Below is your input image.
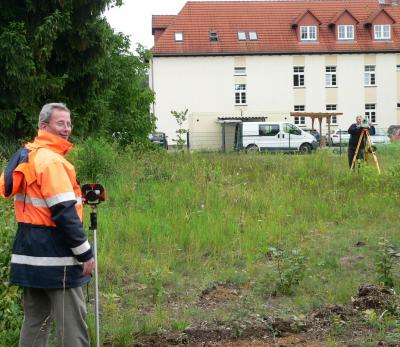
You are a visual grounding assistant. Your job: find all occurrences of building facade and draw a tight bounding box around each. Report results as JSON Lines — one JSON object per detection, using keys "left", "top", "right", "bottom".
{"left": 150, "top": 0, "right": 400, "bottom": 149}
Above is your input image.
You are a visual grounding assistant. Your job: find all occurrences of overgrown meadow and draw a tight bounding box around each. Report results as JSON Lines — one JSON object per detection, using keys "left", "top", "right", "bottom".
{"left": 1, "top": 140, "right": 400, "bottom": 346}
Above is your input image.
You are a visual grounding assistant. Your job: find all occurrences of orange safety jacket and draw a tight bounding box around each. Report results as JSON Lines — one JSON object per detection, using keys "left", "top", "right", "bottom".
{"left": 0, "top": 130, "right": 93, "bottom": 288}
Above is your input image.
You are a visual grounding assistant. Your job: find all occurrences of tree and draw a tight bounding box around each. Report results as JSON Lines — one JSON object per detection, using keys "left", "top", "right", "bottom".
{"left": 171, "top": 109, "right": 188, "bottom": 150}
{"left": 0, "top": 0, "right": 154, "bottom": 143}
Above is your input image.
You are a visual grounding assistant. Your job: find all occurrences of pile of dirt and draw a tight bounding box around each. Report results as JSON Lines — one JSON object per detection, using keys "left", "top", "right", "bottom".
{"left": 351, "top": 284, "right": 396, "bottom": 311}
{"left": 184, "top": 315, "right": 305, "bottom": 343}
{"left": 198, "top": 283, "right": 242, "bottom": 308}
{"left": 307, "top": 304, "right": 353, "bottom": 325}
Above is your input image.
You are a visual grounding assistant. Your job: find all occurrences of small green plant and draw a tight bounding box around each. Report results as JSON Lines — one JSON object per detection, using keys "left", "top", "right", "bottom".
{"left": 170, "top": 319, "right": 189, "bottom": 332}
{"left": 147, "top": 269, "right": 166, "bottom": 304}
{"left": 376, "top": 238, "right": 400, "bottom": 288}
{"left": 171, "top": 109, "right": 188, "bottom": 150}
{"left": 266, "top": 247, "right": 308, "bottom": 296}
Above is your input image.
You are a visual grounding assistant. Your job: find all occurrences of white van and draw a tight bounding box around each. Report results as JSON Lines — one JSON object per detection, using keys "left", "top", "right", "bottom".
{"left": 235, "top": 122, "right": 318, "bottom": 153}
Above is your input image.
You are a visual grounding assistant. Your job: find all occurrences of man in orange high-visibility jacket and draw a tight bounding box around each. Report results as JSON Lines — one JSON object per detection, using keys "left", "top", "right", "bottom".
{"left": 0, "top": 103, "right": 95, "bottom": 346}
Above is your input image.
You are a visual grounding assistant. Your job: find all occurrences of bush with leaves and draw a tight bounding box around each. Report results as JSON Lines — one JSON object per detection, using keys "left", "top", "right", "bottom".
{"left": 0, "top": 196, "right": 22, "bottom": 345}
{"left": 266, "top": 247, "right": 308, "bottom": 296}
{"left": 376, "top": 239, "right": 400, "bottom": 288}
{"left": 69, "top": 137, "right": 120, "bottom": 182}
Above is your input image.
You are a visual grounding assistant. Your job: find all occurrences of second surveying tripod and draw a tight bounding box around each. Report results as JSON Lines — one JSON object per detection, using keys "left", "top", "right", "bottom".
{"left": 350, "top": 129, "right": 381, "bottom": 173}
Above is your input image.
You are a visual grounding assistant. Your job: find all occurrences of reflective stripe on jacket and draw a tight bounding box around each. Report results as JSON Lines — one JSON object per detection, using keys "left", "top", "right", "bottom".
{"left": 0, "top": 130, "right": 93, "bottom": 288}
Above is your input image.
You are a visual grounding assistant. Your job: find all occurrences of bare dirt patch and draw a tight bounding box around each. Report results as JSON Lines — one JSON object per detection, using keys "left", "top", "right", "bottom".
{"left": 130, "top": 284, "right": 399, "bottom": 347}
{"left": 198, "top": 283, "right": 242, "bottom": 309}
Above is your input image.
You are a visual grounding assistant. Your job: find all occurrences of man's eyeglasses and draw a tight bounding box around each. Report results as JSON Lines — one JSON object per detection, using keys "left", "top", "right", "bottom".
{"left": 44, "top": 121, "right": 73, "bottom": 129}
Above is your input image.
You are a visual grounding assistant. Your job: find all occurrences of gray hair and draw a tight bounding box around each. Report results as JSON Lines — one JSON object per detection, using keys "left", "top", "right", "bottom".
{"left": 38, "top": 103, "right": 70, "bottom": 128}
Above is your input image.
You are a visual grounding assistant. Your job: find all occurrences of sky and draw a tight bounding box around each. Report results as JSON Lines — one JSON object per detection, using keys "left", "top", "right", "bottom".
{"left": 104, "top": 0, "right": 255, "bottom": 51}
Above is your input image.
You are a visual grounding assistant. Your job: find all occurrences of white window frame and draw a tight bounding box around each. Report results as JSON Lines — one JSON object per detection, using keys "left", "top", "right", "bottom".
{"left": 235, "top": 84, "right": 247, "bottom": 105}
{"left": 365, "top": 103, "right": 376, "bottom": 123}
{"left": 326, "top": 104, "right": 337, "bottom": 124}
{"left": 374, "top": 24, "right": 391, "bottom": 40}
{"left": 175, "top": 32, "right": 183, "bottom": 41}
{"left": 237, "top": 32, "right": 247, "bottom": 40}
{"left": 294, "top": 105, "right": 306, "bottom": 125}
{"left": 300, "top": 26, "right": 317, "bottom": 41}
{"left": 325, "top": 66, "right": 337, "bottom": 87}
{"left": 249, "top": 32, "right": 258, "bottom": 40}
{"left": 294, "top": 105, "right": 305, "bottom": 112}
{"left": 294, "top": 116, "right": 306, "bottom": 125}
{"left": 338, "top": 25, "right": 354, "bottom": 40}
{"left": 234, "top": 67, "right": 246, "bottom": 76}
{"left": 364, "top": 65, "right": 376, "bottom": 86}
{"left": 293, "top": 66, "right": 305, "bottom": 87}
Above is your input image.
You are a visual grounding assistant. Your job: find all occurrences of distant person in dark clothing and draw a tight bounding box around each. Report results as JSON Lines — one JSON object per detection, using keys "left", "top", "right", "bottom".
{"left": 348, "top": 115, "right": 375, "bottom": 168}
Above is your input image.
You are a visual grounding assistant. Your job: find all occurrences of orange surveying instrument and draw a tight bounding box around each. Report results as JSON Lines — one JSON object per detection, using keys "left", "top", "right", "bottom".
{"left": 350, "top": 128, "right": 381, "bottom": 173}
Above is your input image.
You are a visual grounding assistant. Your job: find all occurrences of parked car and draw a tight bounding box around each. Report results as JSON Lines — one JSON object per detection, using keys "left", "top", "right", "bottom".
{"left": 302, "top": 128, "right": 320, "bottom": 142}
{"left": 330, "top": 129, "right": 350, "bottom": 146}
{"left": 388, "top": 125, "right": 400, "bottom": 142}
{"left": 370, "top": 128, "right": 390, "bottom": 149}
{"left": 235, "top": 122, "right": 318, "bottom": 153}
{"left": 149, "top": 132, "right": 168, "bottom": 149}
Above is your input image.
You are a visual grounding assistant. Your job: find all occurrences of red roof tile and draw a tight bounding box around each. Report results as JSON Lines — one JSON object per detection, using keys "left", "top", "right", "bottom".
{"left": 152, "top": 15, "right": 177, "bottom": 29}
{"left": 329, "top": 9, "right": 359, "bottom": 25}
{"left": 151, "top": 0, "right": 400, "bottom": 56}
{"left": 365, "top": 8, "right": 396, "bottom": 24}
{"left": 292, "top": 9, "right": 322, "bottom": 27}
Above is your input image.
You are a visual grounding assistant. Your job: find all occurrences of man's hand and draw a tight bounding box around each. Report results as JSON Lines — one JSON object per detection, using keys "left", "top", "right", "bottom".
{"left": 82, "top": 257, "right": 95, "bottom": 276}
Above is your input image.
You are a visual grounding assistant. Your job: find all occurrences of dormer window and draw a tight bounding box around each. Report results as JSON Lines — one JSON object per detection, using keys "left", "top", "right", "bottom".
{"left": 175, "top": 32, "right": 183, "bottom": 42}
{"left": 300, "top": 26, "right": 317, "bottom": 41}
{"left": 249, "top": 32, "right": 258, "bottom": 40}
{"left": 338, "top": 25, "right": 354, "bottom": 40}
{"left": 238, "top": 32, "right": 246, "bottom": 40}
{"left": 374, "top": 24, "right": 391, "bottom": 40}
{"left": 209, "top": 32, "right": 219, "bottom": 42}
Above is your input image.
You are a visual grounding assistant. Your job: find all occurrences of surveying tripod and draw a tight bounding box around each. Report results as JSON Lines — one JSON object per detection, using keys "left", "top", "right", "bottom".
{"left": 350, "top": 129, "right": 381, "bottom": 174}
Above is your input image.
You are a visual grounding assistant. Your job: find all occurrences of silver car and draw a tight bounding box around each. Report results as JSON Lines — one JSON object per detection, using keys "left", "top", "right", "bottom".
{"left": 370, "top": 128, "right": 390, "bottom": 147}
{"left": 330, "top": 129, "right": 350, "bottom": 146}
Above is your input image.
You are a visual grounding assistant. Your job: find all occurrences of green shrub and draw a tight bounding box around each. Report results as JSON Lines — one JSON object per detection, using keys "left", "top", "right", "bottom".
{"left": 0, "top": 198, "right": 22, "bottom": 345}
{"left": 69, "top": 137, "right": 120, "bottom": 182}
{"left": 265, "top": 247, "right": 308, "bottom": 296}
{"left": 376, "top": 239, "right": 400, "bottom": 288}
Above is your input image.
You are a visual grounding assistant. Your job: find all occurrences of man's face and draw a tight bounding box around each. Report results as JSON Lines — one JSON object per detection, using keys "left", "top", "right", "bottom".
{"left": 40, "top": 109, "right": 72, "bottom": 140}
{"left": 356, "top": 116, "right": 362, "bottom": 125}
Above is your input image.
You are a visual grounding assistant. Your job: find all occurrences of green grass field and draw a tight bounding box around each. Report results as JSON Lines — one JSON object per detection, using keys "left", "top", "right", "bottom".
{"left": 75, "top": 142, "right": 400, "bottom": 345}
{"left": 2, "top": 142, "right": 400, "bottom": 346}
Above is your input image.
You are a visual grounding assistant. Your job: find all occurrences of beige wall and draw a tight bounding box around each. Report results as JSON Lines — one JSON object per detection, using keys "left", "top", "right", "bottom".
{"left": 150, "top": 53, "right": 399, "bottom": 148}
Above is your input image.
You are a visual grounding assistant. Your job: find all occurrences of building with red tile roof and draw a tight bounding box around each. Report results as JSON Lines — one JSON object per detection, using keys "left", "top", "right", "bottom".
{"left": 150, "top": 0, "right": 400, "bottom": 150}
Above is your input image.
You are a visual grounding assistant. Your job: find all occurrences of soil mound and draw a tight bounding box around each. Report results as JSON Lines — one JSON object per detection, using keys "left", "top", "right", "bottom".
{"left": 352, "top": 284, "right": 395, "bottom": 311}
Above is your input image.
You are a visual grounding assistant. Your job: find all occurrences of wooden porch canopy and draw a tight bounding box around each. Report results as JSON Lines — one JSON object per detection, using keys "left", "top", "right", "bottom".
{"left": 290, "top": 112, "right": 343, "bottom": 146}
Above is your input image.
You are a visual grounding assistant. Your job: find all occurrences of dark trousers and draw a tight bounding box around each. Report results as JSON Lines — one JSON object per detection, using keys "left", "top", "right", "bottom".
{"left": 348, "top": 147, "right": 365, "bottom": 168}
